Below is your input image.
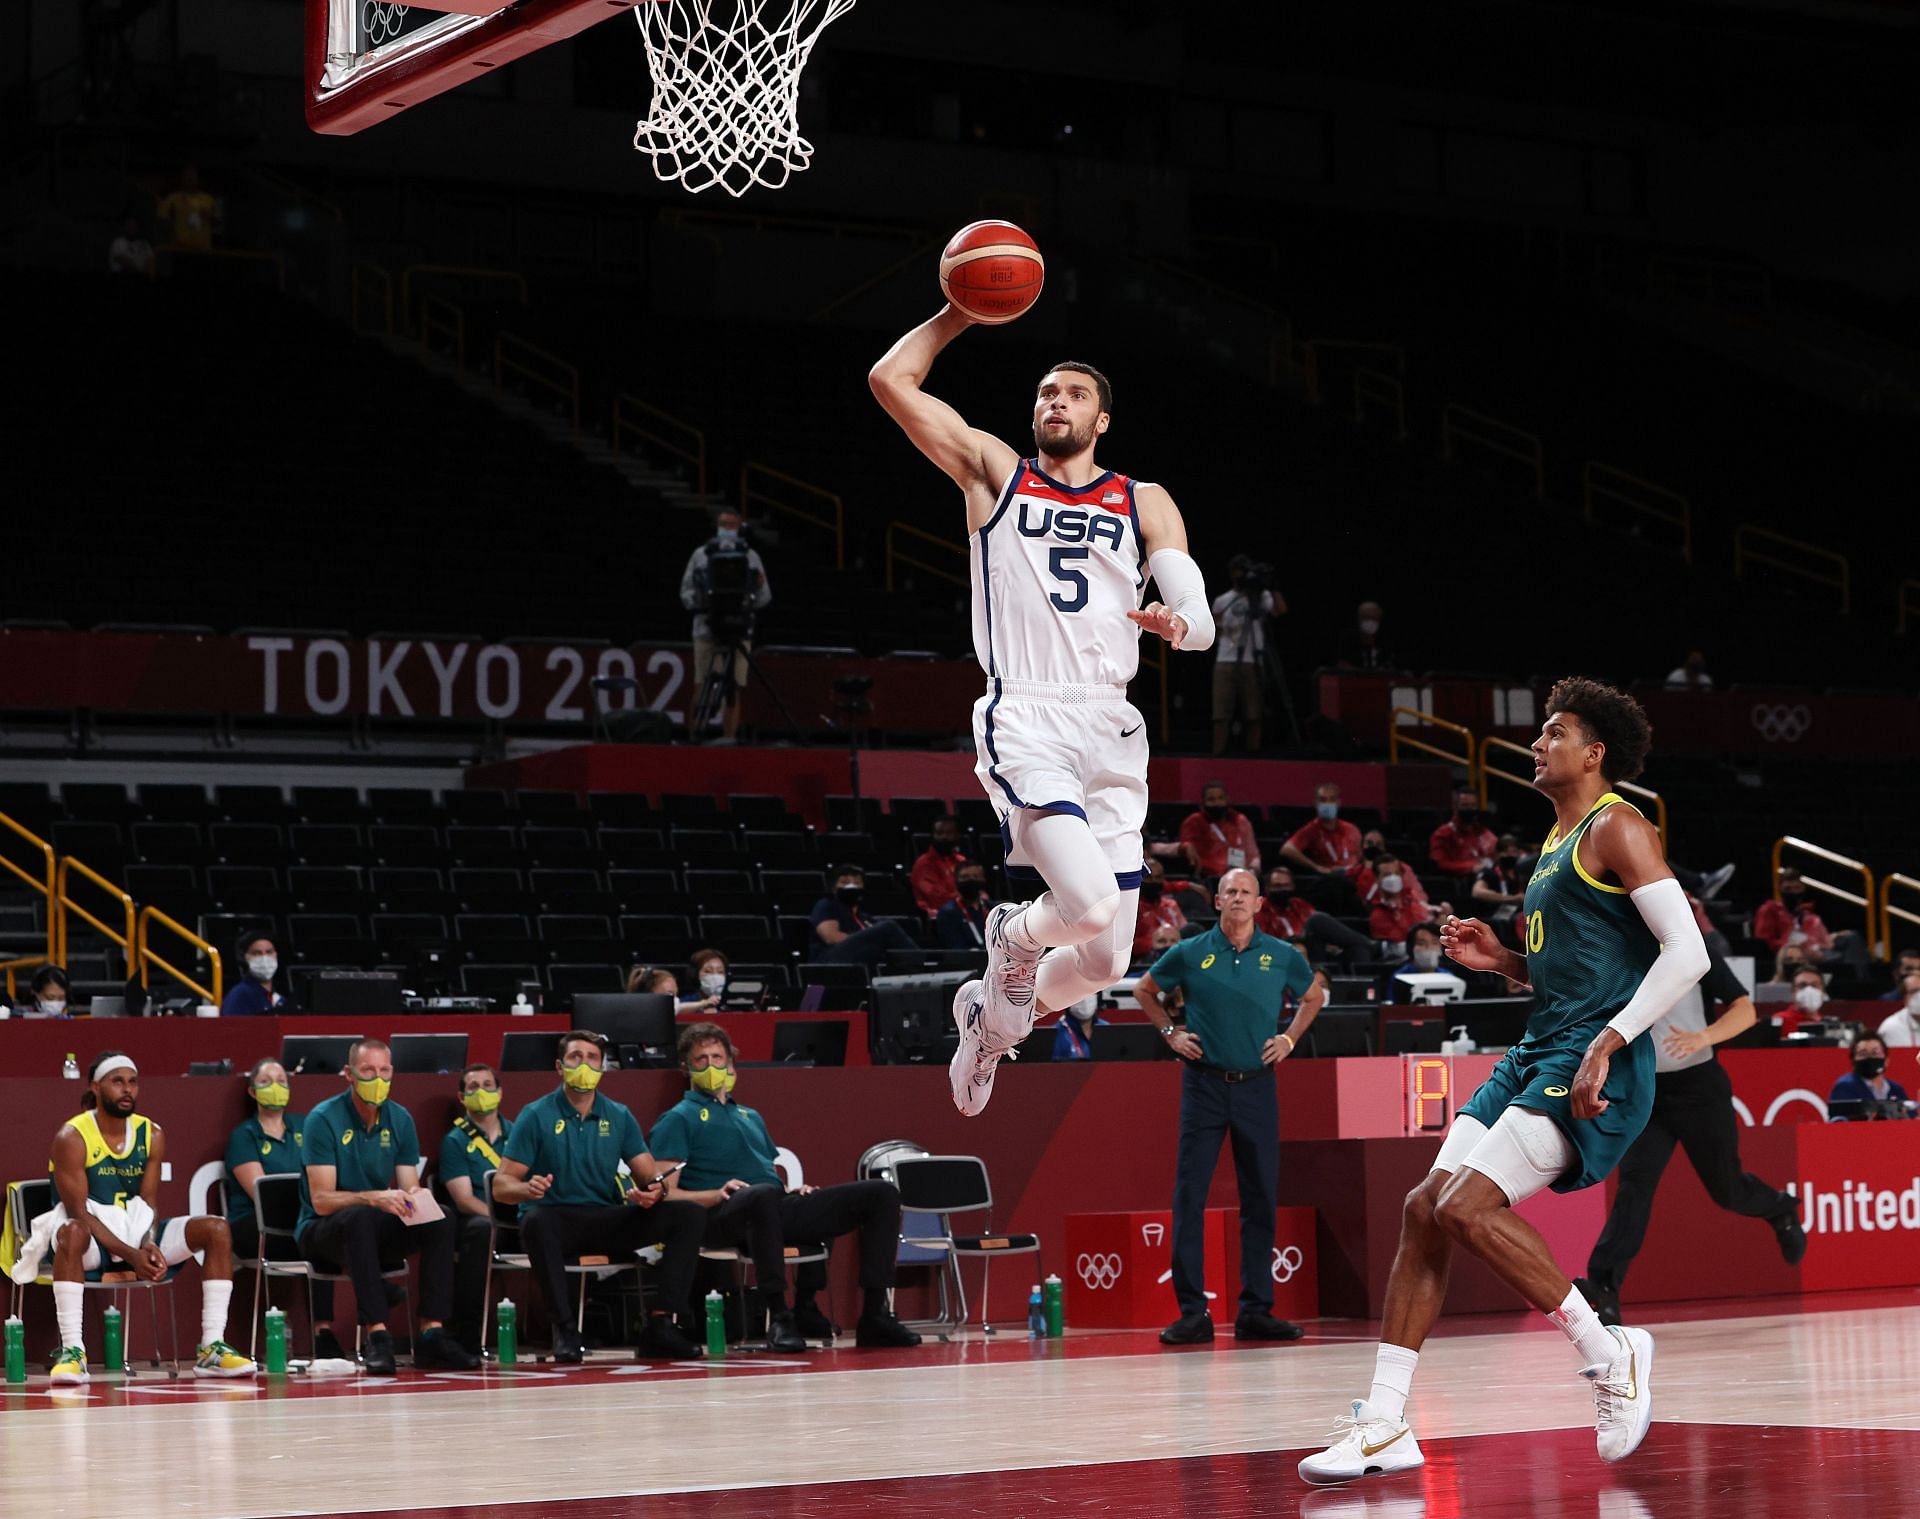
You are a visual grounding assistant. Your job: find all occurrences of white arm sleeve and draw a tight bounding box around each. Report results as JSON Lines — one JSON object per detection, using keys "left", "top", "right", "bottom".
{"left": 1604, "top": 877, "right": 1712, "bottom": 1043}
{"left": 1145, "top": 548, "right": 1215, "bottom": 652}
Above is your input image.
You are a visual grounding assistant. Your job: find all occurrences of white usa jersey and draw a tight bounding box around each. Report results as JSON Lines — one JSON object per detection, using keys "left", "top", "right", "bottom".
{"left": 970, "top": 459, "right": 1147, "bottom": 687}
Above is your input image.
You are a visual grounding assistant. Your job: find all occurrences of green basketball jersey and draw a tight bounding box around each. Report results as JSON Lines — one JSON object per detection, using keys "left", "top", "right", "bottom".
{"left": 1517, "top": 793, "right": 1659, "bottom": 1053}
{"left": 60, "top": 1110, "right": 153, "bottom": 1209}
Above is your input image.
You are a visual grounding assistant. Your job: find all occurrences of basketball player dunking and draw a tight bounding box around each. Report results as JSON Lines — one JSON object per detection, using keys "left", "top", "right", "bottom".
{"left": 871, "top": 305, "right": 1215, "bottom": 1115}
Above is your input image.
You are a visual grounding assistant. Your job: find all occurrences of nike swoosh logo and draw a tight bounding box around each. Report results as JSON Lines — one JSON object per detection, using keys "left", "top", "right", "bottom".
{"left": 1359, "top": 1428, "right": 1408, "bottom": 1458}
{"left": 1121, "top": 724, "right": 1142, "bottom": 737}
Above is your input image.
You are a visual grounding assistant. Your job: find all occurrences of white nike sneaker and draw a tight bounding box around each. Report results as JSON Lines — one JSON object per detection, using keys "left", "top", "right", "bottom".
{"left": 980, "top": 902, "right": 1040, "bottom": 1045}
{"left": 949, "top": 978, "right": 1016, "bottom": 1117}
{"left": 1584, "top": 1324, "right": 1656, "bottom": 1462}
{"left": 1297, "top": 1400, "right": 1424, "bottom": 1486}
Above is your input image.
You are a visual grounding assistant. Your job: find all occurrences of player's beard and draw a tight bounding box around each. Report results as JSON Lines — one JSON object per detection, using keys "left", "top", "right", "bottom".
{"left": 106, "top": 1095, "right": 137, "bottom": 1117}
{"left": 1035, "top": 416, "right": 1093, "bottom": 459}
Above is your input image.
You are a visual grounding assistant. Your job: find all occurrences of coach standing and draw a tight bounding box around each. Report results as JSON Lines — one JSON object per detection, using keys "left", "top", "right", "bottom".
{"left": 1135, "top": 868, "right": 1325, "bottom": 1345}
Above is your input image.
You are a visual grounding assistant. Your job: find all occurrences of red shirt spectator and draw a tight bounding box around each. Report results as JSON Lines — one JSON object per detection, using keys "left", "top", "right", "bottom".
{"left": 1753, "top": 879, "right": 1834, "bottom": 959}
{"left": 1365, "top": 856, "right": 1435, "bottom": 944}
{"left": 1256, "top": 894, "right": 1313, "bottom": 940}
{"left": 1134, "top": 893, "right": 1188, "bottom": 957}
{"left": 1429, "top": 790, "right": 1498, "bottom": 878}
{"left": 1283, "top": 783, "right": 1364, "bottom": 877}
{"left": 909, "top": 818, "right": 967, "bottom": 917}
{"left": 1179, "top": 784, "right": 1260, "bottom": 880}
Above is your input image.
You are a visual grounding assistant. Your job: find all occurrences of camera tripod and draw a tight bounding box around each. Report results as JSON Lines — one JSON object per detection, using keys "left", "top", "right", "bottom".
{"left": 689, "top": 633, "right": 801, "bottom": 741}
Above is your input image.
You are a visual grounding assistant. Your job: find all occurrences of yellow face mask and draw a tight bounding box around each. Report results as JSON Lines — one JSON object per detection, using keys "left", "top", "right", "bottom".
{"left": 253, "top": 1082, "right": 290, "bottom": 1110}
{"left": 463, "top": 1088, "right": 502, "bottom": 1115}
{"left": 562, "top": 1063, "right": 603, "bottom": 1093}
{"left": 690, "top": 1063, "right": 732, "bottom": 1094}
{"left": 351, "top": 1075, "right": 392, "bottom": 1107}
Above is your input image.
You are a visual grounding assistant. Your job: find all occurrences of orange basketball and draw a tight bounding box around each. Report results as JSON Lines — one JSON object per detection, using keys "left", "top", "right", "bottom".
{"left": 939, "top": 220, "right": 1044, "bottom": 325}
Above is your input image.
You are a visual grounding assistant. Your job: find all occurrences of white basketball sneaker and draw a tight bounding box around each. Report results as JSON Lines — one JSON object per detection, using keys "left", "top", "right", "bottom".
{"left": 1584, "top": 1324, "right": 1656, "bottom": 1462}
{"left": 980, "top": 902, "right": 1040, "bottom": 1045}
{"left": 949, "top": 979, "right": 1015, "bottom": 1117}
{"left": 1297, "top": 1400, "right": 1424, "bottom": 1486}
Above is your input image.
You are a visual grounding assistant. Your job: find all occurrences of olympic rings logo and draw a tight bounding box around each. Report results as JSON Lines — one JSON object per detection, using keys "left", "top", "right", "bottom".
{"left": 1751, "top": 704, "right": 1812, "bottom": 744}
{"left": 363, "top": 2, "right": 411, "bottom": 46}
{"left": 1271, "top": 1246, "right": 1304, "bottom": 1284}
{"left": 1076, "top": 1252, "right": 1122, "bottom": 1290}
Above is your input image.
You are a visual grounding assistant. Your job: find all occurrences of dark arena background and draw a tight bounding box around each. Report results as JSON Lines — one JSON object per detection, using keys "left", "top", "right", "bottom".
{"left": 3, "top": 1, "right": 1918, "bottom": 1515}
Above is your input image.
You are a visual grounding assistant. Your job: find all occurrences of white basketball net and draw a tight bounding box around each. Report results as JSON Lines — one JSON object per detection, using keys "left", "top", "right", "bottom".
{"left": 631, "top": 0, "right": 856, "bottom": 198}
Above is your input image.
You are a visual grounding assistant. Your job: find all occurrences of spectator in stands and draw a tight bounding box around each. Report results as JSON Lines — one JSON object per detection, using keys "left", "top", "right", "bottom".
{"left": 1754, "top": 869, "right": 1869, "bottom": 977}
{"left": 910, "top": 816, "right": 969, "bottom": 918}
{"left": 688, "top": 948, "right": 731, "bottom": 1011}
{"left": 156, "top": 164, "right": 219, "bottom": 252}
{"left": 1665, "top": 649, "right": 1713, "bottom": 691}
{"left": 222, "top": 1057, "right": 342, "bottom": 1361}
{"left": 935, "top": 862, "right": 994, "bottom": 950}
{"left": 810, "top": 864, "right": 916, "bottom": 970}
{"left": 437, "top": 1062, "right": 514, "bottom": 1356}
{"left": 1210, "top": 555, "right": 1283, "bottom": 755}
{"left": 649, "top": 1024, "right": 921, "bottom": 1349}
{"left": 1776, "top": 966, "right": 1831, "bottom": 1037}
{"left": 1875, "top": 971, "right": 1920, "bottom": 1047}
{"left": 1386, "top": 923, "right": 1448, "bottom": 1000}
{"left": 1429, "top": 788, "right": 1498, "bottom": 879}
{"left": 1826, "top": 1035, "right": 1911, "bottom": 1118}
{"left": 108, "top": 213, "right": 154, "bottom": 278}
{"left": 13, "top": 966, "right": 71, "bottom": 1018}
{"left": 1178, "top": 782, "right": 1260, "bottom": 883}
{"left": 1364, "top": 853, "right": 1445, "bottom": 957}
{"left": 296, "top": 1037, "right": 480, "bottom": 1375}
{"left": 1257, "top": 865, "right": 1371, "bottom": 967}
{"left": 1134, "top": 858, "right": 1189, "bottom": 959}
{"left": 1334, "top": 599, "right": 1394, "bottom": 672}
{"left": 1279, "top": 781, "right": 1366, "bottom": 914}
{"left": 492, "top": 1031, "right": 705, "bottom": 1362}
{"left": 1471, "top": 834, "right": 1529, "bottom": 942}
{"left": 680, "top": 508, "right": 772, "bottom": 743}
{"left": 1052, "top": 997, "right": 1105, "bottom": 1059}
{"left": 220, "top": 931, "right": 291, "bottom": 1016}
{"left": 1880, "top": 949, "right": 1920, "bottom": 1001}
{"left": 626, "top": 965, "right": 712, "bottom": 1012}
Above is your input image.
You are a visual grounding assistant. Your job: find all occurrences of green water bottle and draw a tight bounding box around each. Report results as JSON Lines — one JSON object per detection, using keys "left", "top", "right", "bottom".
{"left": 4, "top": 1315, "right": 24, "bottom": 1384}
{"left": 495, "top": 1297, "right": 517, "bottom": 1365}
{"left": 102, "top": 1305, "right": 123, "bottom": 1373}
{"left": 264, "top": 1307, "right": 287, "bottom": 1374}
{"left": 1043, "top": 1274, "right": 1064, "bottom": 1338}
{"left": 704, "top": 1290, "right": 726, "bottom": 1359}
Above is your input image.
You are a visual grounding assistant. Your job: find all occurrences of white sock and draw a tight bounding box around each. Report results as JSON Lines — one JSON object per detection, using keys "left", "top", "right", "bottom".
{"left": 53, "top": 1280, "right": 85, "bottom": 1351}
{"left": 1549, "top": 1284, "right": 1618, "bottom": 1368}
{"left": 1367, "top": 1343, "right": 1420, "bottom": 1422}
{"left": 200, "top": 1279, "right": 233, "bottom": 1348}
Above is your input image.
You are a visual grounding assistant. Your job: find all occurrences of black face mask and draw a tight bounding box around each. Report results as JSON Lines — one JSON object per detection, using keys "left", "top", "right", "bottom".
{"left": 1140, "top": 880, "right": 1165, "bottom": 903}
{"left": 1855, "top": 1057, "right": 1887, "bottom": 1081}
{"left": 1456, "top": 810, "right": 1480, "bottom": 828}
{"left": 836, "top": 885, "right": 863, "bottom": 904}
{"left": 1362, "top": 843, "right": 1382, "bottom": 861}
{"left": 1266, "top": 889, "right": 1292, "bottom": 907}
{"left": 958, "top": 880, "right": 988, "bottom": 900}
{"left": 1203, "top": 803, "right": 1228, "bottom": 820}
{"left": 932, "top": 837, "right": 958, "bottom": 854}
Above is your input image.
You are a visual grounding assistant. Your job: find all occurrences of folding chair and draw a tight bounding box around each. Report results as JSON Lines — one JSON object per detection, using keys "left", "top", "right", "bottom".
{"left": 695, "top": 1147, "right": 828, "bottom": 1343}
{"left": 479, "top": 1170, "right": 648, "bottom": 1356}
{"left": 6, "top": 1177, "right": 182, "bottom": 1373}
{"left": 248, "top": 1172, "right": 411, "bottom": 1363}
{"left": 889, "top": 1156, "right": 1040, "bottom": 1336}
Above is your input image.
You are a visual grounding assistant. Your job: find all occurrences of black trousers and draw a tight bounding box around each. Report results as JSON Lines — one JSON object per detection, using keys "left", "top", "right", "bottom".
{"left": 1171, "top": 1064, "right": 1278, "bottom": 1318}
{"left": 1587, "top": 1058, "right": 1794, "bottom": 1288}
{"left": 701, "top": 1180, "right": 902, "bottom": 1307}
{"left": 300, "top": 1207, "right": 463, "bottom": 1328}
{"left": 818, "top": 920, "right": 917, "bottom": 969}
{"left": 233, "top": 1215, "right": 336, "bottom": 1321}
{"left": 518, "top": 1201, "right": 705, "bottom": 1327}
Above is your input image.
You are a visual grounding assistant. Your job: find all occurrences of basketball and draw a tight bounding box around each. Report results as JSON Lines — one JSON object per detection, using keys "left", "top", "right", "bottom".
{"left": 938, "top": 220, "right": 1045, "bottom": 325}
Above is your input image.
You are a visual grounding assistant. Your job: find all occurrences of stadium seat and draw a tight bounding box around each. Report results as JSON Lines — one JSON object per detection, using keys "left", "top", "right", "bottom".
{"left": 137, "top": 783, "right": 215, "bottom": 823}
{"left": 517, "top": 791, "right": 588, "bottom": 824}
{"left": 523, "top": 827, "right": 598, "bottom": 868}
{"left": 586, "top": 793, "right": 657, "bottom": 827}
{"left": 743, "top": 831, "right": 817, "bottom": 867}
{"left": 443, "top": 791, "right": 512, "bottom": 824}
{"left": 450, "top": 868, "right": 531, "bottom": 913}
{"left": 367, "top": 787, "right": 440, "bottom": 823}
{"left": 545, "top": 962, "right": 625, "bottom": 1009}
{"left": 289, "top": 824, "right": 365, "bottom": 865}
{"left": 291, "top": 786, "right": 367, "bottom": 822}
{"left": 446, "top": 826, "right": 520, "bottom": 867}
{"left": 61, "top": 783, "right": 140, "bottom": 824}
{"left": 216, "top": 785, "right": 293, "bottom": 823}
{"left": 130, "top": 821, "right": 209, "bottom": 868}
{"left": 209, "top": 822, "right": 288, "bottom": 866}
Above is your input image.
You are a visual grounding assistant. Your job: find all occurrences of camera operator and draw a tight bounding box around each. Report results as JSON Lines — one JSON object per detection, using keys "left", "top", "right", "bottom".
{"left": 680, "top": 509, "right": 772, "bottom": 742}
{"left": 1210, "top": 555, "right": 1284, "bottom": 755}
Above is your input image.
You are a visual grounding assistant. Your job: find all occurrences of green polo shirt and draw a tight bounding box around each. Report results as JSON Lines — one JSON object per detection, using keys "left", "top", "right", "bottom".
{"left": 501, "top": 1087, "right": 648, "bottom": 1210}
{"left": 1148, "top": 924, "right": 1314, "bottom": 1073}
{"left": 222, "top": 1109, "right": 308, "bottom": 1228}
{"left": 437, "top": 1114, "right": 515, "bottom": 1200}
{"left": 296, "top": 1089, "right": 421, "bottom": 1241}
{"left": 648, "top": 1090, "right": 782, "bottom": 1191}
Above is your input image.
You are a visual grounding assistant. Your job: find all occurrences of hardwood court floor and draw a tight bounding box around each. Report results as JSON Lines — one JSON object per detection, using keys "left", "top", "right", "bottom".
{"left": 5, "top": 1291, "right": 1918, "bottom": 1519}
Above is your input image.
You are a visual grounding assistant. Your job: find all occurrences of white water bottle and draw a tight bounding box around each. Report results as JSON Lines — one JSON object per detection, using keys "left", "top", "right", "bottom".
{"left": 510, "top": 992, "right": 534, "bottom": 1016}
{"left": 62, "top": 1052, "right": 80, "bottom": 1080}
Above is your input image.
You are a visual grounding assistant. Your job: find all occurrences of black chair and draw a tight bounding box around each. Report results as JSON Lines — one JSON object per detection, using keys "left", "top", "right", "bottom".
{"left": 546, "top": 962, "right": 625, "bottom": 1009}
{"left": 443, "top": 791, "right": 512, "bottom": 824}
{"left": 447, "top": 826, "right": 521, "bottom": 867}
{"left": 587, "top": 793, "right": 657, "bottom": 828}
{"left": 217, "top": 785, "right": 293, "bottom": 823}
{"left": 451, "top": 868, "right": 531, "bottom": 913}
{"left": 249, "top": 1172, "right": 409, "bottom": 1364}
{"left": 743, "top": 831, "right": 818, "bottom": 868}
{"left": 478, "top": 1169, "right": 646, "bottom": 1354}
{"left": 129, "top": 822, "right": 208, "bottom": 867}
{"left": 517, "top": 791, "right": 588, "bottom": 824}
{"left": 208, "top": 822, "right": 288, "bottom": 865}
{"left": 367, "top": 787, "right": 440, "bottom": 824}
{"left": 798, "top": 963, "right": 870, "bottom": 1010}
{"left": 367, "top": 825, "right": 444, "bottom": 867}
{"left": 290, "top": 824, "right": 365, "bottom": 865}
{"left": 889, "top": 1156, "right": 1041, "bottom": 1335}
{"left": 524, "top": 827, "right": 598, "bottom": 868}
{"left": 61, "top": 783, "right": 140, "bottom": 823}
{"left": 291, "top": 786, "right": 368, "bottom": 823}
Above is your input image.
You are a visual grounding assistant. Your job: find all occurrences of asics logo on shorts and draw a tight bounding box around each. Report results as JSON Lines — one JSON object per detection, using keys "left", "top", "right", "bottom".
{"left": 1076, "top": 1252, "right": 1123, "bottom": 1290}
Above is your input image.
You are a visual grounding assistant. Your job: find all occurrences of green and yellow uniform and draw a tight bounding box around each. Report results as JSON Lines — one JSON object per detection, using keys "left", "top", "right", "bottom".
{"left": 648, "top": 1092, "right": 781, "bottom": 1191}
{"left": 501, "top": 1088, "right": 647, "bottom": 1212}
{"left": 222, "top": 1112, "right": 307, "bottom": 1229}
{"left": 438, "top": 1115, "right": 514, "bottom": 1199}
{"left": 1458, "top": 793, "right": 1660, "bottom": 1191}
{"left": 63, "top": 1110, "right": 153, "bottom": 1209}
{"left": 295, "top": 1089, "right": 420, "bottom": 1242}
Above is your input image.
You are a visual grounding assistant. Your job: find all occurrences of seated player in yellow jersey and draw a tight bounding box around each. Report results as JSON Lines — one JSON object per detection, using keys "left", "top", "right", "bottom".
{"left": 23, "top": 1052, "right": 255, "bottom": 1383}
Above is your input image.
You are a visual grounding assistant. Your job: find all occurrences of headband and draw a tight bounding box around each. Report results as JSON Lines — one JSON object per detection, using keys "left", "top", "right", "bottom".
{"left": 92, "top": 1055, "right": 138, "bottom": 1082}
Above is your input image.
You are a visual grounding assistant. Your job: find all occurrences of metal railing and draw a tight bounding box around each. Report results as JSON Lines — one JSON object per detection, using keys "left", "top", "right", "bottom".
{"left": 1300, "top": 340, "right": 1405, "bottom": 407}
{"left": 613, "top": 393, "right": 708, "bottom": 494}
{"left": 400, "top": 264, "right": 528, "bottom": 327}
{"left": 884, "top": 521, "right": 968, "bottom": 593}
{"left": 0, "top": 811, "right": 57, "bottom": 966}
{"left": 741, "top": 463, "right": 844, "bottom": 569}
{"left": 1771, "top": 837, "right": 1876, "bottom": 943}
{"left": 55, "top": 856, "right": 135, "bottom": 969}
{"left": 420, "top": 294, "right": 466, "bottom": 373}
{"left": 1388, "top": 706, "right": 1476, "bottom": 777}
{"left": 351, "top": 262, "right": 393, "bottom": 338}
{"left": 1583, "top": 462, "right": 1692, "bottom": 565}
{"left": 0, "top": 957, "right": 49, "bottom": 1002}
{"left": 1478, "top": 736, "right": 1668, "bottom": 852}
{"left": 495, "top": 333, "right": 580, "bottom": 436}
{"left": 1441, "top": 404, "right": 1543, "bottom": 501}
{"left": 138, "top": 906, "right": 223, "bottom": 1005}
{"left": 1733, "top": 524, "right": 1850, "bottom": 614}
{"left": 1879, "top": 873, "right": 1920, "bottom": 962}
{"left": 1352, "top": 366, "right": 1407, "bottom": 441}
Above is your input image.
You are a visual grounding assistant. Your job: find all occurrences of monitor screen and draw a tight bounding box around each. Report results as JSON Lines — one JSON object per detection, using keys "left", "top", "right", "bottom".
{"left": 770, "top": 1019, "right": 849, "bottom": 1067}
{"left": 280, "top": 1034, "right": 361, "bottom": 1076}
{"left": 389, "top": 1032, "right": 470, "bottom": 1075}
{"left": 571, "top": 992, "right": 676, "bottom": 1063}
{"left": 499, "top": 1031, "right": 561, "bottom": 1072}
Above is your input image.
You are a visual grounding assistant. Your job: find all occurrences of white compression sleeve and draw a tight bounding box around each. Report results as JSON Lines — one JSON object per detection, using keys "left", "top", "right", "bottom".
{"left": 1604, "top": 877, "right": 1711, "bottom": 1043}
{"left": 1145, "top": 549, "right": 1215, "bottom": 652}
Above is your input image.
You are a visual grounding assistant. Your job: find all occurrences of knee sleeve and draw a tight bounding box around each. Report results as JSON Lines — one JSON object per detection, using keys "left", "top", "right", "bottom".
{"left": 1012, "top": 810, "right": 1117, "bottom": 929}
{"left": 1036, "top": 889, "right": 1138, "bottom": 1011}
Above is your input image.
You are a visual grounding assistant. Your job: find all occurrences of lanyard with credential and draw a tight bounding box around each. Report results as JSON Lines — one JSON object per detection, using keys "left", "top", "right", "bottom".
{"left": 461, "top": 1120, "right": 504, "bottom": 1172}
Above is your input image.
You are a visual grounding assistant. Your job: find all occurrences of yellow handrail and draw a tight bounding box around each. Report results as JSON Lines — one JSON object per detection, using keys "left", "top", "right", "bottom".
{"left": 613, "top": 393, "right": 708, "bottom": 494}
{"left": 1441, "top": 404, "right": 1543, "bottom": 501}
{"left": 0, "top": 956, "right": 50, "bottom": 1003}
{"left": 495, "top": 333, "right": 580, "bottom": 436}
{"left": 137, "top": 906, "right": 223, "bottom": 1005}
{"left": 883, "top": 521, "right": 968, "bottom": 593}
{"left": 1479, "top": 735, "right": 1668, "bottom": 851}
{"left": 1352, "top": 367, "right": 1407, "bottom": 441}
{"left": 1771, "top": 836, "right": 1876, "bottom": 942}
{"left": 1878, "top": 873, "right": 1920, "bottom": 962}
{"left": 1897, "top": 579, "right": 1920, "bottom": 635}
{"left": 740, "top": 463, "right": 844, "bottom": 570}
{"left": 0, "top": 811, "right": 57, "bottom": 965}
{"left": 351, "top": 262, "right": 393, "bottom": 338}
{"left": 1734, "top": 524, "right": 1850, "bottom": 614}
{"left": 1583, "top": 462, "right": 1692, "bottom": 565}
{"left": 1616, "top": 781, "right": 1669, "bottom": 855}
{"left": 55, "top": 855, "right": 135, "bottom": 968}
{"left": 420, "top": 294, "right": 466, "bottom": 373}
{"left": 1388, "top": 706, "right": 1476, "bottom": 777}
{"left": 400, "top": 264, "right": 528, "bottom": 325}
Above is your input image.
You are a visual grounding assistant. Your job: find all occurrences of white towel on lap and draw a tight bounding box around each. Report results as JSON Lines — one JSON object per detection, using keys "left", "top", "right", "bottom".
{"left": 7, "top": 1197, "right": 157, "bottom": 1284}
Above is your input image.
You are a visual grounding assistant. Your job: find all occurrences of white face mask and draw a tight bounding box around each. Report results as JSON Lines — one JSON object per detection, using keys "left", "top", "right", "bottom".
{"left": 1070, "top": 997, "right": 1098, "bottom": 1023}
{"left": 699, "top": 973, "right": 727, "bottom": 997}
{"left": 248, "top": 955, "right": 278, "bottom": 981}
{"left": 1412, "top": 947, "right": 1441, "bottom": 971}
{"left": 1906, "top": 991, "right": 1920, "bottom": 1015}
{"left": 1378, "top": 873, "right": 1404, "bottom": 896}
{"left": 1793, "top": 985, "right": 1826, "bottom": 1013}
{"left": 37, "top": 999, "right": 66, "bottom": 1015}
{"left": 1359, "top": 619, "right": 1381, "bottom": 636}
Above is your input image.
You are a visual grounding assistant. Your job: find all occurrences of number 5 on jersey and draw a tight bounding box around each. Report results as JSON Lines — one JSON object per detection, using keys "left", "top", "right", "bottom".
{"left": 1048, "top": 547, "right": 1089, "bottom": 612}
